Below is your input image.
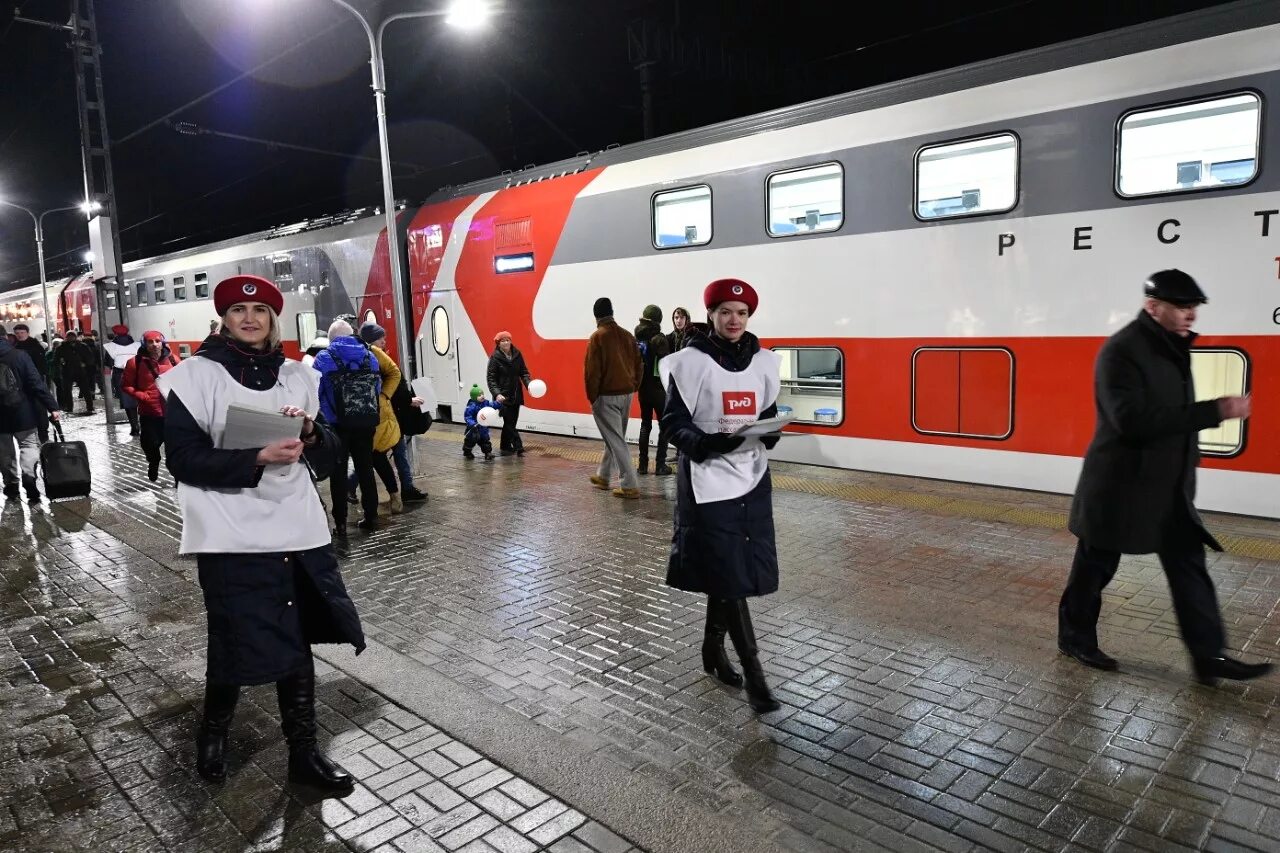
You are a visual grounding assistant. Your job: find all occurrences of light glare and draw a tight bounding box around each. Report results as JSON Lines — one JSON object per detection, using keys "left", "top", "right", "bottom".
{"left": 445, "top": 0, "right": 490, "bottom": 30}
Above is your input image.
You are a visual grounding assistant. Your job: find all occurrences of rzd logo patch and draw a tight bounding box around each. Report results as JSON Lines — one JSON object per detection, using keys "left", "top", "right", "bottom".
{"left": 722, "top": 391, "right": 757, "bottom": 415}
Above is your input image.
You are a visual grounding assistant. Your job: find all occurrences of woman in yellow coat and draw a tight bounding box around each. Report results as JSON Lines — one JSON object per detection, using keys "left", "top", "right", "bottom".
{"left": 345, "top": 323, "right": 403, "bottom": 511}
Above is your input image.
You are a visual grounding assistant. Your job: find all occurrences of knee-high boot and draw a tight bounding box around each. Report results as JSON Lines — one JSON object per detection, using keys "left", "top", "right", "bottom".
{"left": 702, "top": 597, "right": 743, "bottom": 687}
{"left": 125, "top": 407, "right": 139, "bottom": 436}
{"left": 196, "top": 682, "right": 240, "bottom": 782}
{"left": 724, "top": 599, "right": 781, "bottom": 713}
{"left": 276, "top": 658, "right": 354, "bottom": 792}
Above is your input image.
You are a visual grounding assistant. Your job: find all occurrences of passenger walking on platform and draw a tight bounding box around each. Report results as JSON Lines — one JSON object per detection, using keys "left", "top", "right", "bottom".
{"left": 634, "top": 305, "right": 672, "bottom": 476}
{"left": 0, "top": 325, "right": 62, "bottom": 502}
{"left": 486, "top": 330, "right": 532, "bottom": 456}
{"left": 313, "top": 319, "right": 385, "bottom": 535}
{"left": 104, "top": 324, "right": 140, "bottom": 436}
{"left": 661, "top": 279, "right": 783, "bottom": 713}
{"left": 667, "top": 306, "right": 692, "bottom": 353}
{"left": 584, "top": 297, "right": 643, "bottom": 498}
{"left": 11, "top": 323, "right": 51, "bottom": 443}
{"left": 156, "top": 275, "right": 364, "bottom": 793}
{"left": 122, "top": 331, "right": 180, "bottom": 482}
{"left": 462, "top": 384, "right": 498, "bottom": 460}
{"left": 53, "top": 330, "right": 96, "bottom": 414}
{"left": 388, "top": 379, "right": 431, "bottom": 501}
{"left": 1058, "top": 269, "right": 1272, "bottom": 685}
{"left": 351, "top": 323, "right": 429, "bottom": 501}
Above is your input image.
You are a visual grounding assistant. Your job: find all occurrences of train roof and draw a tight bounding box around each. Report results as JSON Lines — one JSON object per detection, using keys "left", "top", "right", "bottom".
{"left": 424, "top": 0, "right": 1280, "bottom": 202}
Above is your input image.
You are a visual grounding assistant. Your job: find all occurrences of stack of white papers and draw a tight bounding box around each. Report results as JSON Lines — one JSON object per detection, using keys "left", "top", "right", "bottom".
{"left": 221, "top": 403, "right": 303, "bottom": 450}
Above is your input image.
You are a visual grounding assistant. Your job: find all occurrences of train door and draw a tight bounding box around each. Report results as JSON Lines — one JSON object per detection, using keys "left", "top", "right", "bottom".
{"left": 418, "top": 290, "right": 464, "bottom": 422}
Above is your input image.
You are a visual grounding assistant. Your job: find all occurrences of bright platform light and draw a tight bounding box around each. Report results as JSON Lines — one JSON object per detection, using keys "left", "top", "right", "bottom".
{"left": 445, "top": 0, "right": 491, "bottom": 30}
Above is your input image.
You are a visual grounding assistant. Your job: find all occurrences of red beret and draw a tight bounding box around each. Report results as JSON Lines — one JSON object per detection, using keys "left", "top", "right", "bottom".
{"left": 111, "top": 324, "right": 129, "bottom": 336}
{"left": 494, "top": 330, "right": 512, "bottom": 344}
{"left": 213, "top": 275, "right": 283, "bottom": 316}
{"left": 703, "top": 278, "right": 758, "bottom": 315}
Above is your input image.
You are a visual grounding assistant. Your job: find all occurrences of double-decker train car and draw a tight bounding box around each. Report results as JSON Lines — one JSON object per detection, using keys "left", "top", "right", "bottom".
{"left": 104, "top": 0, "right": 1279, "bottom": 518}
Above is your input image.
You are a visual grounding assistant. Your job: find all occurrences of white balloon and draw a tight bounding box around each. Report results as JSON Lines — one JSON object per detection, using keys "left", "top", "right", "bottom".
{"left": 527, "top": 379, "right": 547, "bottom": 398}
{"left": 477, "top": 407, "right": 503, "bottom": 427}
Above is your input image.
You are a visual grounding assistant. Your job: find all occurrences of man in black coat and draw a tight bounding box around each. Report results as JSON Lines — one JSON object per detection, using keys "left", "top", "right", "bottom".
{"left": 0, "top": 326, "right": 63, "bottom": 502}
{"left": 11, "top": 323, "right": 50, "bottom": 442}
{"left": 1058, "top": 269, "right": 1271, "bottom": 686}
{"left": 53, "top": 330, "right": 97, "bottom": 414}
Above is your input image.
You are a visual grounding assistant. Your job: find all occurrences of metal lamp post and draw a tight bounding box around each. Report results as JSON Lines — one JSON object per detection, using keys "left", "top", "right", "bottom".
{"left": 324, "top": 0, "right": 491, "bottom": 380}
{"left": 0, "top": 199, "right": 96, "bottom": 342}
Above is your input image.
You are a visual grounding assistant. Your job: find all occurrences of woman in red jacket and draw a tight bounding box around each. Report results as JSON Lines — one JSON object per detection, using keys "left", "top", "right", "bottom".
{"left": 122, "top": 330, "right": 180, "bottom": 481}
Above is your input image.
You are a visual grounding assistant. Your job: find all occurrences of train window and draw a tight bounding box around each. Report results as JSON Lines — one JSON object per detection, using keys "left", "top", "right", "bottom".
{"left": 912, "top": 347, "right": 1014, "bottom": 439}
{"left": 915, "top": 133, "right": 1018, "bottom": 220}
{"left": 273, "top": 255, "right": 293, "bottom": 286}
{"left": 771, "top": 347, "right": 843, "bottom": 425}
{"left": 363, "top": 309, "right": 377, "bottom": 326}
{"left": 652, "top": 185, "right": 711, "bottom": 249}
{"left": 172, "top": 276, "right": 186, "bottom": 301}
{"left": 1117, "top": 92, "right": 1260, "bottom": 197}
{"left": 194, "top": 272, "right": 208, "bottom": 299}
{"left": 136, "top": 280, "right": 147, "bottom": 306}
{"left": 296, "top": 311, "right": 317, "bottom": 350}
{"left": 105, "top": 291, "right": 118, "bottom": 311}
{"left": 123, "top": 282, "right": 132, "bottom": 309}
{"left": 767, "top": 163, "right": 843, "bottom": 237}
{"left": 431, "top": 305, "right": 450, "bottom": 355}
{"left": 153, "top": 279, "right": 166, "bottom": 304}
{"left": 1193, "top": 349, "right": 1248, "bottom": 456}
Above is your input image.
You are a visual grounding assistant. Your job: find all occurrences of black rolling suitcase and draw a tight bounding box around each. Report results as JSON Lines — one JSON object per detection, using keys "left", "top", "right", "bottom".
{"left": 41, "top": 419, "right": 92, "bottom": 499}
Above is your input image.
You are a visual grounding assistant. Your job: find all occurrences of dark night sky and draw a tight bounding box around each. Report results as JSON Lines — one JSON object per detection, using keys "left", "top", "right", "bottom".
{"left": 0, "top": 0, "right": 1239, "bottom": 291}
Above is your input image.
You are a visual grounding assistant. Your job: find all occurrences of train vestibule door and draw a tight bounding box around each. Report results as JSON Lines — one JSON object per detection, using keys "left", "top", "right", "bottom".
{"left": 417, "top": 290, "right": 464, "bottom": 422}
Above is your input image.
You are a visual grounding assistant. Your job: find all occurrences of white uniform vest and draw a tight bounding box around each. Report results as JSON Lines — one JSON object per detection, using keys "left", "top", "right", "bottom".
{"left": 660, "top": 346, "right": 781, "bottom": 504}
{"left": 156, "top": 357, "right": 331, "bottom": 555}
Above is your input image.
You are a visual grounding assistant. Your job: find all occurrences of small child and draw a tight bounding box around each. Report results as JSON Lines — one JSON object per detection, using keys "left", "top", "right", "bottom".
{"left": 463, "top": 384, "right": 500, "bottom": 460}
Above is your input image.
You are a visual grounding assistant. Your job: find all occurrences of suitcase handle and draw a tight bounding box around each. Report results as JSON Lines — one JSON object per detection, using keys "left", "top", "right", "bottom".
{"left": 50, "top": 415, "right": 65, "bottom": 443}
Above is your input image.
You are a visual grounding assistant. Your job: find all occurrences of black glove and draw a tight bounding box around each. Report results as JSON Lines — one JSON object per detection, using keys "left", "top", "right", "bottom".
{"left": 760, "top": 432, "right": 780, "bottom": 450}
{"left": 702, "top": 432, "right": 746, "bottom": 456}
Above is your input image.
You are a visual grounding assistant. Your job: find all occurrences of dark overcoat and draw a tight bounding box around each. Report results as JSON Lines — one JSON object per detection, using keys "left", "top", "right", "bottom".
{"left": 0, "top": 339, "right": 58, "bottom": 433}
{"left": 661, "top": 333, "right": 780, "bottom": 599}
{"left": 1068, "top": 311, "right": 1224, "bottom": 554}
{"left": 487, "top": 347, "right": 530, "bottom": 406}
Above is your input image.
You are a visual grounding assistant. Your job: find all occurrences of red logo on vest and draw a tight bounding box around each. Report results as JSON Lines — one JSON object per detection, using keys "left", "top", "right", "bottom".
{"left": 722, "top": 391, "right": 757, "bottom": 415}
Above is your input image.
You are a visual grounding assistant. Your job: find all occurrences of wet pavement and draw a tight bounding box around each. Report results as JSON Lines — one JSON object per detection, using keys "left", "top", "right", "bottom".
{"left": 3, "top": 406, "right": 1280, "bottom": 852}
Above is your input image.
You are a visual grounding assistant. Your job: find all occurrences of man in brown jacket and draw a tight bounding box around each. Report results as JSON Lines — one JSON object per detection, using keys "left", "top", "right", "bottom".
{"left": 584, "top": 297, "right": 643, "bottom": 497}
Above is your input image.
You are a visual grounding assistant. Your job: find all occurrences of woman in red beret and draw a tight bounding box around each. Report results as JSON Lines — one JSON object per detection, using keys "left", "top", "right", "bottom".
{"left": 156, "top": 275, "right": 365, "bottom": 793}
{"left": 659, "top": 277, "right": 784, "bottom": 714}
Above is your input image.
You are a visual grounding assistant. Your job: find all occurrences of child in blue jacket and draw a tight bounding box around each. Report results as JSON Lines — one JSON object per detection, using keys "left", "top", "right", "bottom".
{"left": 463, "top": 384, "right": 500, "bottom": 460}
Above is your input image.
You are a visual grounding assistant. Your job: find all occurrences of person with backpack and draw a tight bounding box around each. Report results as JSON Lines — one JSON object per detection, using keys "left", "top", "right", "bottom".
{"left": 0, "top": 324, "right": 63, "bottom": 502}
{"left": 312, "top": 319, "right": 383, "bottom": 535}
{"left": 634, "top": 305, "right": 672, "bottom": 476}
{"left": 155, "top": 275, "right": 363, "bottom": 794}
{"left": 486, "top": 330, "right": 532, "bottom": 456}
{"left": 122, "top": 331, "right": 181, "bottom": 482}
{"left": 342, "top": 323, "right": 407, "bottom": 512}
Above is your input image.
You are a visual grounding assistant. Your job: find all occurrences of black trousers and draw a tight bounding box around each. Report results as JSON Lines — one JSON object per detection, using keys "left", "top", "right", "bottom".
{"left": 637, "top": 383, "right": 668, "bottom": 465}
{"left": 463, "top": 427, "right": 492, "bottom": 456}
{"left": 140, "top": 415, "right": 165, "bottom": 468}
{"left": 330, "top": 426, "right": 378, "bottom": 525}
{"left": 499, "top": 403, "right": 523, "bottom": 451}
{"left": 1058, "top": 539, "right": 1225, "bottom": 659}
{"left": 77, "top": 376, "right": 96, "bottom": 410}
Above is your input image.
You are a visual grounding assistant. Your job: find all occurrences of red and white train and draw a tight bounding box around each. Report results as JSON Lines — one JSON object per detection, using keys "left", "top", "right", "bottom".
{"left": 6, "top": 2, "right": 1278, "bottom": 517}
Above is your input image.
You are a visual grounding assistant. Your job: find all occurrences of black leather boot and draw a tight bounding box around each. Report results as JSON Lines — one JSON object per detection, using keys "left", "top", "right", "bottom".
{"left": 724, "top": 599, "right": 781, "bottom": 713}
{"left": 277, "top": 660, "right": 354, "bottom": 793}
{"left": 196, "top": 682, "right": 240, "bottom": 783}
{"left": 1192, "top": 655, "right": 1273, "bottom": 686}
{"left": 701, "top": 598, "right": 742, "bottom": 687}
{"left": 126, "top": 408, "right": 140, "bottom": 436}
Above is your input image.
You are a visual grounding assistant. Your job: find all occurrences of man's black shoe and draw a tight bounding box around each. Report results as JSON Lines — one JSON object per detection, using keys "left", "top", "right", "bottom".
{"left": 357, "top": 518, "right": 378, "bottom": 531}
{"left": 1193, "top": 655, "right": 1273, "bottom": 686}
{"left": 402, "top": 487, "right": 428, "bottom": 502}
{"left": 654, "top": 463, "right": 673, "bottom": 476}
{"left": 3, "top": 486, "right": 18, "bottom": 501}
{"left": 1058, "top": 644, "right": 1118, "bottom": 671}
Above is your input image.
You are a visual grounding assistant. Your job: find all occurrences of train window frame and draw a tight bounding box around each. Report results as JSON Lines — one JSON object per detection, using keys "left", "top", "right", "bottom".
{"left": 153, "top": 279, "right": 166, "bottom": 304}
{"left": 651, "top": 184, "right": 713, "bottom": 250}
{"left": 295, "top": 311, "right": 317, "bottom": 350}
{"left": 172, "top": 275, "right": 186, "bottom": 301}
{"left": 913, "top": 132, "right": 1020, "bottom": 222}
{"left": 194, "top": 272, "right": 209, "bottom": 299}
{"left": 769, "top": 345, "right": 845, "bottom": 427}
{"left": 430, "top": 305, "right": 450, "bottom": 355}
{"left": 910, "top": 346, "right": 1015, "bottom": 440}
{"left": 135, "top": 280, "right": 148, "bottom": 307}
{"left": 1114, "top": 90, "right": 1263, "bottom": 199}
{"left": 1192, "top": 347, "right": 1249, "bottom": 458}
{"left": 765, "top": 162, "right": 844, "bottom": 238}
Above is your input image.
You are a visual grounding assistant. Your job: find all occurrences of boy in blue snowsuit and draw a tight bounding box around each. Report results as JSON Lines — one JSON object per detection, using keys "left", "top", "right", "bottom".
{"left": 463, "top": 384, "right": 500, "bottom": 460}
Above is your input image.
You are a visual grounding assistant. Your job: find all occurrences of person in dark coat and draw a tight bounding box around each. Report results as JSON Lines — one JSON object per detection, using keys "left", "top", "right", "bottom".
{"left": 11, "top": 323, "right": 50, "bottom": 442}
{"left": 0, "top": 327, "right": 62, "bottom": 502}
{"left": 634, "top": 305, "right": 672, "bottom": 475}
{"left": 157, "top": 275, "right": 364, "bottom": 793}
{"left": 661, "top": 279, "right": 784, "bottom": 714}
{"left": 122, "top": 331, "right": 180, "bottom": 482}
{"left": 486, "top": 330, "right": 532, "bottom": 456}
{"left": 1059, "top": 269, "right": 1271, "bottom": 686}
{"left": 667, "top": 306, "right": 692, "bottom": 353}
{"left": 53, "top": 330, "right": 96, "bottom": 414}
{"left": 104, "top": 324, "right": 140, "bottom": 436}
